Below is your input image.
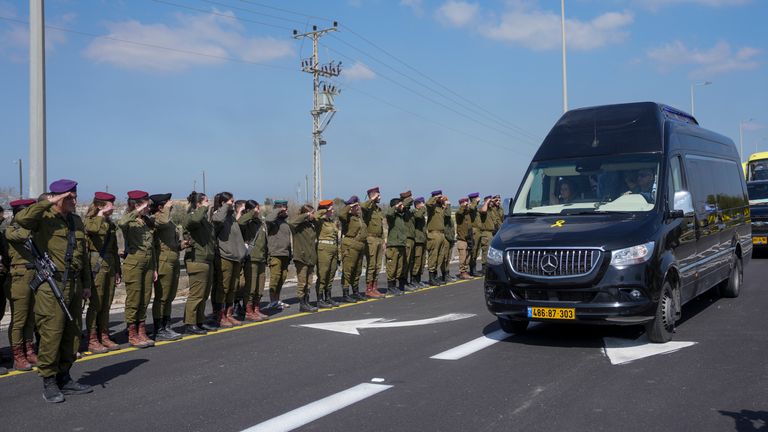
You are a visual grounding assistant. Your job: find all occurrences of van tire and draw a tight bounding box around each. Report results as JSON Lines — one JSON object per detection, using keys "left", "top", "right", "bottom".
{"left": 645, "top": 281, "right": 676, "bottom": 343}
{"left": 498, "top": 317, "right": 528, "bottom": 335}
{"left": 719, "top": 255, "right": 742, "bottom": 298}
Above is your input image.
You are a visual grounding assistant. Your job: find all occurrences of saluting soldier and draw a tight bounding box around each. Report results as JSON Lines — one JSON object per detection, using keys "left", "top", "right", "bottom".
{"left": 454, "top": 197, "right": 473, "bottom": 279}
{"left": 478, "top": 196, "right": 496, "bottom": 274}
{"left": 238, "top": 200, "right": 269, "bottom": 322}
{"left": 289, "top": 204, "right": 319, "bottom": 313}
{"left": 361, "top": 187, "right": 385, "bottom": 298}
{"left": 384, "top": 198, "right": 408, "bottom": 295}
{"left": 0, "top": 205, "right": 8, "bottom": 375}
{"left": 441, "top": 198, "right": 457, "bottom": 283}
{"left": 467, "top": 192, "right": 481, "bottom": 276}
{"left": 15, "top": 179, "right": 93, "bottom": 403}
{"left": 83, "top": 192, "right": 122, "bottom": 354}
{"left": 491, "top": 195, "right": 504, "bottom": 233}
{"left": 149, "top": 193, "right": 183, "bottom": 341}
{"left": 425, "top": 190, "right": 447, "bottom": 286}
{"left": 411, "top": 197, "right": 427, "bottom": 288}
{"left": 399, "top": 191, "right": 416, "bottom": 290}
{"left": 266, "top": 200, "right": 292, "bottom": 311}
{"left": 315, "top": 200, "right": 340, "bottom": 308}
{"left": 181, "top": 192, "right": 216, "bottom": 335}
{"left": 211, "top": 193, "right": 247, "bottom": 327}
{"left": 338, "top": 195, "right": 368, "bottom": 302}
{"left": 6, "top": 199, "right": 39, "bottom": 370}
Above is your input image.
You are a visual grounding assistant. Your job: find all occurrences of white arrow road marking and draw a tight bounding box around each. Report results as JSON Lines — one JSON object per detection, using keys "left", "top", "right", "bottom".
{"left": 298, "top": 313, "right": 476, "bottom": 335}
{"left": 242, "top": 383, "right": 393, "bottom": 432}
{"left": 430, "top": 329, "right": 512, "bottom": 360}
{"left": 603, "top": 335, "right": 697, "bottom": 365}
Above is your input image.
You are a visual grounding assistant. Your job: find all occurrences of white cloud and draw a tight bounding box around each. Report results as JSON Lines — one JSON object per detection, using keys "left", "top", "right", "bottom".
{"left": 435, "top": 1, "right": 480, "bottom": 28}
{"left": 639, "top": 0, "right": 749, "bottom": 10}
{"left": 0, "top": 11, "right": 72, "bottom": 62}
{"left": 400, "top": 0, "right": 425, "bottom": 16}
{"left": 84, "top": 9, "right": 293, "bottom": 72}
{"left": 647, "top": 40, "right": 761, "bottom": 77}
{"left": 437, "top": 1, "right": 632, "bottom": 51}
{"left": 344, "top": 61, "right": 376, "bottom": 80}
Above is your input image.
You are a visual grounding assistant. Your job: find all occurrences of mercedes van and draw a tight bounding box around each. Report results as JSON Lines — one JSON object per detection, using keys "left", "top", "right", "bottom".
{"left": 484, "top": 102, "right": 751, "bottom": 343}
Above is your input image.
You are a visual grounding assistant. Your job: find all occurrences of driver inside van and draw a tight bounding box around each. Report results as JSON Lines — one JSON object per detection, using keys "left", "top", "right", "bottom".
{"left": 558, "top": 180, "right": 575, "bottom": 204}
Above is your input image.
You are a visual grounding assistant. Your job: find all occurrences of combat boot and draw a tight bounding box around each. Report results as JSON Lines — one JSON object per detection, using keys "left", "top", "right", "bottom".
{"left": 226, "top": 306, "right": 243, "bottom": 326}
{"left": 87, "top": 330, "right": 108, "bottom": 354}
{"left": 428, "top": 272, "right": 441, "bottom": 286}
{"left": 138, "top": 322, "right": 155, "bottom": 347}
{"left": 164, "top": 317, "right": 183, "bottom": 340}
{"left": 56, "top": 372, "right": 93, "bottom": 395}
{"left": 326, "top": 291, "right": 340, "bottom": 307}
{"left": 244, "top": 303, "right": 258, "bottom": 321}
{"left": 100, "top": 330, "right": 120, "bottom": 351}
{"left": 155, "top": 319, "right": 181, "bottom": 342}
{"left": 366, "top": 282, "right": 384, "bottom": 299}
{"left": 25, "top": 340, "right": 39, "bottom": 365}
{"left": 253, "top": 302, "right": 270, "bottom": 320}
{"left": 402, "top": 278, "right": 417, "bottom": 292}
{"left": 342, "top": 288, "right": 358, "bottom": 303}
{"left": 316, "top": 288, "right": 332, "bottom": 309}
{"left": 218, "top": 309, "right": 233, "bottom": 328}
{"left": 386, "top": 280, "right": 401, "bottom": 296}
{"left": 0, "top": 366, "right": 7, "bottom": 375}
{"left": 234, "top": 300, "right": 245, "bottom": 321}
{"left": 352, "top": 286, "right": 366, "bottom": 301}
{"left": 183, "top": 324, "right": 207, "bottom": 335}
{"left": 128, "top": 324, "right": 148, "bottom": 349}
{"left": 299, "top": 295, "right": 318, "bottom": 313}
{"left": 42, "top": 376, "right": 64, "bottom": 403}
{"left": 12, "top": 344, "right": 32, "bottom": 371}
{"left": 469, "top": 264, "right": 476, "bottom": 277}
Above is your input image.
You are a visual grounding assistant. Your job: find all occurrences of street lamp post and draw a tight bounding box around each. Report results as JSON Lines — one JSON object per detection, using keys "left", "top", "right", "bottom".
{"left": 560, "top": 0, "right": 568, "bottom": 113}
{"left": 739, "top": 118, "right": 755, "bottom": 160}
{"left": 13, "top": 159, "right": 23, "bottom": 199}
{"left": 690, "top": 81, "right": 711, "bottom": 117}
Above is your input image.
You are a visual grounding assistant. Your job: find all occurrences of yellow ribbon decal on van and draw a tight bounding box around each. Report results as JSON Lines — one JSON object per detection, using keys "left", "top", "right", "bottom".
{"left": 551, "top": 220, "right": 566, "bottom": 228}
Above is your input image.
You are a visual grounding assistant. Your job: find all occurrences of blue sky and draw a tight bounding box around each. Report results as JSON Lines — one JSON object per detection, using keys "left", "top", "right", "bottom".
{"left": 1, "top": 0, "right": 766, "bottom": 203}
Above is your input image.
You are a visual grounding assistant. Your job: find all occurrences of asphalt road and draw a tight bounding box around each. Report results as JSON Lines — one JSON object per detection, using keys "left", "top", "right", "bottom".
{"left": 1, "top": 257, "right": 767, "bottom": 432}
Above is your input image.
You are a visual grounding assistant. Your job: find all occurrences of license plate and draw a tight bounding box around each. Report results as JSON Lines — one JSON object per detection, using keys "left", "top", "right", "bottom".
{"left": 753, "top": 237, "right": 767, "bottom": 245}
{"left": 527, "top": 307, "right": 576, "bottom": 320}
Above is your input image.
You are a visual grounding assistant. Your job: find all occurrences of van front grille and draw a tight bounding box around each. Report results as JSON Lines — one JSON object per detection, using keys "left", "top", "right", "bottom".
{"left": 507, "top": 248, "right": 602, "bottom": 278}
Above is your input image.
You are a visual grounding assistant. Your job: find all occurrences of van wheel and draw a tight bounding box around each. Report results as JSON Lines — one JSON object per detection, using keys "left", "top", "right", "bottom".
{"left": 645, "top": 281, "right": 676, "bottom": 343}
{"left": 719, "top": 255, "right": 742, "bottom": 298}
{"left": 498, "top": 317, "right": 528, "bottom": 334}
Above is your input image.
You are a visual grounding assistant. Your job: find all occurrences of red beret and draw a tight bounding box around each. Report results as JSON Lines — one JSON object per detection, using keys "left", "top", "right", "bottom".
{"left": 94, "top": 192, "right": 116, "bottom": 202}
{"left": 127, "top": 190, "right": 149, "bottom": 200}
{"left": 367, "top": 187, "right": 380, "bottom": 195}
{"left": 459, "top": 198, "right": 469, "bottom": 204}
{"left": 318, "top": 199, "right": 334, "bottom": 209}
{"left": 10, "top": 199, "right": 37, "bottom": 208}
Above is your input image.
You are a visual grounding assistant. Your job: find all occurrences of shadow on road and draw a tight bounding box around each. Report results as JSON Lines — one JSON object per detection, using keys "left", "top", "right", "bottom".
{"left": 720, "top": 409, "right": 768, "bottom": 431}
{"left": 79, "top": 358, "right": 149, "bottom": 388}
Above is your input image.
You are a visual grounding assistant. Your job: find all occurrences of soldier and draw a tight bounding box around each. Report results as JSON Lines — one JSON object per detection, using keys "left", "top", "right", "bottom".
{"left": 491, "top": 195, "right": 504, "bottom": 233}
{"left": 441, "top": 198, "right": 457, "bottom": 283}
{"left": 266, "top": 200, "right": 291, "bottom": 310}
{"left": 0, "top": 205, "right": 8, "bottom": 375}
{"left": 399, "top": 191, "right": 416, "bottom": 290}
{"left": 411, "top": 197, "right": 427, "bottom": 288}
{"left": 119, "top": 190, "right": 156, "bottom": 348}
{"left": 467, "top": 192, "right": 481, "bottom": 276}
{"left": 83, "top": 192, "right": 122, "bottom": 354}
{"left": 384, "top": 198, "right": 408, "bottom": 295}
{"left": 361, "top": 187, "right": 385, "bottom": 298}
{"left": 478, "top": 195, "right": 496, "bottom": 274}
{"left": 338, "top": 195, "right": 368, "bottom": 302}
{"left": 6, "top": 199, "right": 39, "bottom": 370}
{"left": 238, "top": 200, "right": 269, "bottom": 322}
{"left": 454, "top": 197, "right": 473, "bottom": 279}
{"left": 314, "top": 200, "right": 340, "bottom": 308}
{"left": 149, "top": 193, "right": 183, "bottom": 341}
{"left": 211, "top": 193, "right": 247, "bottom": 327}
{"left": 289, "top": 204, "right": 319, "bottom": 313}
{"left": 181, "top": 192, "right": 216, "bottom": 335}
{"left": 15, "top": 179, "right": 93, "bottom": 403}
{"left": 425, "top": 190, "right": 447, "bottom": 286}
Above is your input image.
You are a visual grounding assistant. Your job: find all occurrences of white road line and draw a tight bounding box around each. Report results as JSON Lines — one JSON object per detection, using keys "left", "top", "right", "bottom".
{"left": 242, "top": 383, "right": 393, "bottom": 432}
{"left": 430, "top": 329, "right": 512, "bottom": 360}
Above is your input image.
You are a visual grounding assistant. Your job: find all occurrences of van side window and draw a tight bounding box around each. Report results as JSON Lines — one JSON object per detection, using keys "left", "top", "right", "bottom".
{"left": 667, "top": 157, "right": 684, "bottom": 204}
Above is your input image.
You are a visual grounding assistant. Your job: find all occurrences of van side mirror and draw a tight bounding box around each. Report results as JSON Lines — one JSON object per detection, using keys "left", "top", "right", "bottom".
{"left": 671, "top": 191, "right": 694, "bottom": 218}
{"left": 506, "top": 198, "right": 514, "bottom": 215}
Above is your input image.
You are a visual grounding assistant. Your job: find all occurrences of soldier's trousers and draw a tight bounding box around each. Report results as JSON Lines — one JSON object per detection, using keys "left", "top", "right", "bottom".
{"left": 0, "top": 272, "right": 7, "bottom": 322}
{"left": 385, "top": 246, "right": 406, "bottom": 282}
{"left": 341, "top": 238, "right": 365, "bottom": 288}
{"left": 426, "top": 231, "right": 446, "bottom": 273}
{"left": 404, "top": 238, "right": 415, "bottom": 279}
{"left": 243, "top": 261, "right": 266, "bottom": 305}
{"left": 411, "top": 242, "right": 425, "bottom": 278}
{"left": 269, "top": 256, "right": 290, "bottom": 298}
{"left": 294, "top": 261, "right": 314, "bottom": 299}
{"left": 316, "top": 244, "right": 338, "bottom": 295}
{"left": 480, "top": 231, "right": 494, "bottom": 265}
{"left": 441, "top": 240, "right": 454, "bottom": 274}
{"left": 34, "top": 277, "right": 83, "bottom": 378}
{"left": 215, "top": 257, "right": 241, "bottom": 305}
{"left": 183, "top": 260, "right": 212, "bottom": 326}
{"left": 7, "top": 266, "right": 35, "bottom": 346}
{"left": 123, "top": 254, "right": 154, "bottom": 324}
{"left": 456, "top": 240, "right": 469, "bottom": 273}
{"left": 365, "top": 236, "right": 384, "bottom": 284}
{"left": 85, "top": 264, "right": 116, "bottom": 333}
{"left": 153, "top": 254, "right": 179, "bottom": 320}
{"left": 470, "top": 228, "right": 481, "bottom": 268}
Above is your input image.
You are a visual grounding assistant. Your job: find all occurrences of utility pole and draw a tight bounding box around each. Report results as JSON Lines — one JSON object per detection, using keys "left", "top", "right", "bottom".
{"left": 293, "top": 22, "right": 342, "bottom": 207}
{"left": 305, "top": 175, "right": 309, "bottom": 203}
{"left": 560, "top": 0, "right": 568, "bottom": 113}
{"left": 14, "top": 159, "right": 23, "bottom": 199}
{"left": 29, "top": 0, "right": 47, "bottom": 197}
{"left": 202, "top": 170, "right": 207, "bottom": 195}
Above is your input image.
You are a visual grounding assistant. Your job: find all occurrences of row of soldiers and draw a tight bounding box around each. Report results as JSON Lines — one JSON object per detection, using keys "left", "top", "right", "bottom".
{"left": 0, "top": 179, "right": 504, "bottom": 403}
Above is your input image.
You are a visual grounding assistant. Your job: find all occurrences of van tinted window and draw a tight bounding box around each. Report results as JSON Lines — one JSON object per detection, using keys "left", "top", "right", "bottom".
{"left": 685, "top": 155, "right": 745, "bottom": 212}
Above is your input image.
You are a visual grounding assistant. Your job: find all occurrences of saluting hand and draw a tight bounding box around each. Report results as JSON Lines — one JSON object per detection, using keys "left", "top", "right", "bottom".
{"left": 49, "top": 191, "right": 72, "bottom": 204}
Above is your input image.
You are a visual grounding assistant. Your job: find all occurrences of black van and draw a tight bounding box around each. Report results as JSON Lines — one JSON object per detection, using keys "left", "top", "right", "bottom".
{"left": 485, "top": 102, "right": 751, "bottom": 343}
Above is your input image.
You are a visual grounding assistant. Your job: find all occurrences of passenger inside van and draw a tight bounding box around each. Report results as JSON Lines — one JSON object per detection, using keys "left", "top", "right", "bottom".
{"left": 558, "top": 179, "right": 575, "bottom": 204}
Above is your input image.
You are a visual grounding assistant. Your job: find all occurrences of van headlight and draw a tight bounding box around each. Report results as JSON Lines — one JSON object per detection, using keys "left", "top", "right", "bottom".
{"left": 610, "top": 242, "right": 655, "bottom": 267}
{"left": 487, "top": 246, "right": 504, "bottom": 266}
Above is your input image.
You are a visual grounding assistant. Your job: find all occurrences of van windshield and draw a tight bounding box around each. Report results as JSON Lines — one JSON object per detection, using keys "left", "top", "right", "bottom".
{"left": 513, "top": 154, "right": 661, "bottom": 215}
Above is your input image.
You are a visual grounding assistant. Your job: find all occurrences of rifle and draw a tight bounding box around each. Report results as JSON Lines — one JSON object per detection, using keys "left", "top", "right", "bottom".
{"left": 25, "top": 238, "right": 74, "bottom": 321}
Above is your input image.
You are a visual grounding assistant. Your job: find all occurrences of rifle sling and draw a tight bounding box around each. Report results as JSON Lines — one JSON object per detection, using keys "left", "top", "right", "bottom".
{"left": 61, "top": 214, "right": 76, "bottom": 289}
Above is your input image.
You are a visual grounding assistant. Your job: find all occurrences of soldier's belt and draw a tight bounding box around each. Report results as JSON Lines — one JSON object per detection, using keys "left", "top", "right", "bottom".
{"left": 318, "top": 240, "right": 337, "bottom": 245}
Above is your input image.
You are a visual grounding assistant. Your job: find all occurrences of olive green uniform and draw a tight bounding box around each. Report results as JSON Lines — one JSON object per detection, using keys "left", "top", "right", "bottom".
{"left": 442, "top": 207, "right": 455, "bottom": 276}
{"left": 239, "top": 210, "right": 268, "bottom": 307}
{"left": 315, "top": 211, "right": 339, "bottom": 297}
{"left": 361, "top": 199, "right": 384, "bottom": 285}
{"left": 402, "top": 198, "right": 415, "bottom": 281}
{"left": 338, "top": 205, "right": 367, "bottom": 290}
{"left": 84, "top": 215, "right": 121, "bottom": 335}
{"left": 384, "top": 207, "right": 408, "bottom": 282}
{"left": 426, "top": 196, "right": 446, "bottom": 273}
{"left": 212, "top": 205, "right": 246, "bottom": 306}
{"left": 5, "top": 221, "right": 36, "bottom": 348}
{"left": 289, "top": 213, "right": 318, "bottom": 300}
{"left": 15, "top": 200, "right": 91, "bottom": 378}
{"left": 266, "top": 209, "right": 292, "bottom": 300}
{"left": 411, "top": 205, "right": 427, "bottom": 280}
{"left": 491, "top": 205, "right": 504, "bottom": 234}
{"left": 0, "top": 224, "right": 9, "bottom": 325}
{"left": 152, "top": 206, "right": 180, "bottom": 322}
{"left": 469, "top": 200, "right": 481, "bottom": 273}
{"left": 478, "top": 206, "right": 496, "bottom": 267}
{"left": 182, "top": 206, "right": 216, "bottom": 326}
{"left": 454, "top": 205, "right": 472, "bottom": 274}
{"left": 119, "top": 210, "right": 155, "bottom": 326}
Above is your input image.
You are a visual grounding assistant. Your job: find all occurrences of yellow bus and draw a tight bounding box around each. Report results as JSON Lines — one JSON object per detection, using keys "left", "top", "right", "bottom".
{"left": 745, "top": 152, "right": 768, "bottom": 181}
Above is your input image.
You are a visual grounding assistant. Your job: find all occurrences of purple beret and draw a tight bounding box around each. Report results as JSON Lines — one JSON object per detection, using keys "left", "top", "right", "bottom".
{"left": 345, "top": 195, "right": 359, "bottom": 205}
{"left": 415, "top": 196, "right": 425, "bottom": 203}
{"left": 431, "top": 190, "right": 442, "bottom": 197}
{"left": 468, "top": 192, "right": 480, "bottom": 199}
{"left": 49, "top": 179, "right": 77, "bottom": 194}
{"left": 484, "top": 195, "right": 493, "bottom": 200}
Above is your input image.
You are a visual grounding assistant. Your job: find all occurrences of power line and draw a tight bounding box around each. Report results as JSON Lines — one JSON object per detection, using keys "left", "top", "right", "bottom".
{"left": 152, "top": 0, "right": 294, "bottom": 30}
{"left": 237, "top": 0, "right": 334, "bottom": 23}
